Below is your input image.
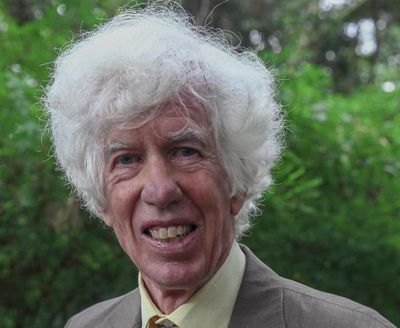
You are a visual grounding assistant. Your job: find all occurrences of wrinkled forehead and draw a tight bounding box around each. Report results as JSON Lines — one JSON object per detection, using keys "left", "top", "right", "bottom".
{"left": 104, "top": 100, "right": 214, "bottom": 145}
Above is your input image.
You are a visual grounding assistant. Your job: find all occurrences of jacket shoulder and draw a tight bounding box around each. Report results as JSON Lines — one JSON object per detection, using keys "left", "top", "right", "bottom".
{"left": 281, "top": 278, "right": 396, "bottom": 328}
{"left": 65, "top": 289, "right": 141, "bottom": 328}
{"left": 236, "top": 245, "right": 396, "bottom": 328}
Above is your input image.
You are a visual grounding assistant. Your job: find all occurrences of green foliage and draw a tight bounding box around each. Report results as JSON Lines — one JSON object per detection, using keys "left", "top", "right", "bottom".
{"left": 244, "top": 63, "right": 400, "bottom": 324}
{"left": 0, "top": 2, "right": 138, "bottom": 328}
{"left": 0, "top": 1, "right": 399, "bottom": 327}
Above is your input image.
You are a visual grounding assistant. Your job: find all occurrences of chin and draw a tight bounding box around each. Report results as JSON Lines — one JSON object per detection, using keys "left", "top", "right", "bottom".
{"left": 145, "top": 262, "right": 208, "bottom": 291}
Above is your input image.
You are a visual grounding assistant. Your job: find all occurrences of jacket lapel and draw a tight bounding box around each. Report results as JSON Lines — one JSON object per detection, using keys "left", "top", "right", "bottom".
{"left": 228, "top": 245, "right": 285, "bottom": 328}
{"left": 101, "top": 246, "right": 285, "bottom": 328}
{"left": 102, "top": 288, "right": 142, "bottom": 328}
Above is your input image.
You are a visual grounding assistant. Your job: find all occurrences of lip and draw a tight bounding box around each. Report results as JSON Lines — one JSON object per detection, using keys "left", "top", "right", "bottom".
{"left": 141, "top": 222, "right": 200, "bottom": 255}
{"left": 140, "top": 217, "right": 198, "bottom": 234}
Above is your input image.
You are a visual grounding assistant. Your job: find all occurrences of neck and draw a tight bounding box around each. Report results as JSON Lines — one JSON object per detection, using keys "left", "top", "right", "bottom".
{"left": 142, "top": 278, "right": 198, "bottom": 314}
{"left": 141, "top": 240, "right": 234, "bottom": 314}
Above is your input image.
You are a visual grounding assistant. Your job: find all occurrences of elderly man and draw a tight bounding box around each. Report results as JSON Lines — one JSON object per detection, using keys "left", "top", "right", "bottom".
{"left": 45, "top": 4, "right": 395, "bottom": 328}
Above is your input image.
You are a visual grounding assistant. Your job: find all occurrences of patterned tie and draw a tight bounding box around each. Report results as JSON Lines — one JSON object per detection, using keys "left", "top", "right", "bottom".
{"left": 148, "top": 315, "right": 177, "bottom": 328}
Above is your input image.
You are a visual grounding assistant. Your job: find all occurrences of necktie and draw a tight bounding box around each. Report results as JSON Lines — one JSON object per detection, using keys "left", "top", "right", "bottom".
{"left": 148, "top": 316, "right": 159, "bottom": 328}
{"left": 148, "top": 315, "right": 177, "bottom": 328}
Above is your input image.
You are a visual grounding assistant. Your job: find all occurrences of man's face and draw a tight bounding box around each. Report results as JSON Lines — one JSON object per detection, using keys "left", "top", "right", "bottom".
{"left": 102, "top": 104, "right": 243, "bottom": 294}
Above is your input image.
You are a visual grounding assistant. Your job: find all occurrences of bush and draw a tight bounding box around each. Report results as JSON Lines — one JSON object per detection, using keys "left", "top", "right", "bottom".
{"left": 244, "top": 63, "right": 400, "bottom": 324}
{"left": 0, "top": 3, "right": 399, "bottom": 326}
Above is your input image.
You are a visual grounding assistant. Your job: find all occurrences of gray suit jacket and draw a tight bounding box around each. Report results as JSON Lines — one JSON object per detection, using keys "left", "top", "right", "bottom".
{"left": 66, "top": 246, "right": 396, "bottom": 328}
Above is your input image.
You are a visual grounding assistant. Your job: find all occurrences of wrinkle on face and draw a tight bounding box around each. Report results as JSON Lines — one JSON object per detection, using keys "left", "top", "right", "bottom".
{"left": 101, "top": 103, "right": 244, "bottom": 313}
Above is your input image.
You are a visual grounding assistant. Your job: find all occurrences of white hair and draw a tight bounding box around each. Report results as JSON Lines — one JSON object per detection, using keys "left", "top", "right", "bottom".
{"left": 44, "top": 4, "right": 284, "bottom": 238}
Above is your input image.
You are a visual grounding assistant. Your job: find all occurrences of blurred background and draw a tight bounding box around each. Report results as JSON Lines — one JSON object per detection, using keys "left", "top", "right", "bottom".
{"left": 0, "top": 0, "right": 399, "bottom": 327}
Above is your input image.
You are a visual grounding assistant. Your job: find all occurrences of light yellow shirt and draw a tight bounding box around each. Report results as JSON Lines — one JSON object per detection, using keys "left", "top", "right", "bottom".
{"left": 139, "top": 241, "right": 246, "bottom": 328}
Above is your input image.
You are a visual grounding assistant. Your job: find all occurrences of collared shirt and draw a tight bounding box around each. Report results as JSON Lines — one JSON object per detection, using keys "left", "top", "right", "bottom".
{"left": 139, "top": 241, "right": 246, "bottom": 328}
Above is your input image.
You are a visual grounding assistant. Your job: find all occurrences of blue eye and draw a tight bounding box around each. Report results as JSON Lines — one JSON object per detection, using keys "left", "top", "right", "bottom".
{"left": 116, "top": 154, "right": 135, "bottom": 165}
{"left": 179, "top": 147, "right": 197, "bottom": 157}
{"left": 170, "top": 147, "right": 199, "bottom": 161}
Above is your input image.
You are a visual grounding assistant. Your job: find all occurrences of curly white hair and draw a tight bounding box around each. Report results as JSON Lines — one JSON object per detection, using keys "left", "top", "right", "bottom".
{"left": 44, "top": 4, "right": 284, "bottom": 238}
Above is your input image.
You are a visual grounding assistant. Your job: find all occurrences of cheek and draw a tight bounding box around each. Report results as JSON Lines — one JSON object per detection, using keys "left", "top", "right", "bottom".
{"left": 112, "top": 224, "right": 130, "bottom": 254}
{"left": 106, "top": 187, "right": 139, "bottom": 247}
{"left": 112, "top": 220, "right": 140, "bottom": 263}
{"left": 109, "top": 182, "right": 139, "bottom": 217}
{"left": 200, "top": 185, "right": 234, "bottom": 239}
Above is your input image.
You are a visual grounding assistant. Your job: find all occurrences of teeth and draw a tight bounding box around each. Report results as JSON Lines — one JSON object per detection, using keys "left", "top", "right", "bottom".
{"left": 159, "top": 228, "right": 167, "bottom": 239}
{"left": 148, "top": 225, "right": 192, "bottom": 240}
{"left": 177, "top": 226, "right": 184, "bottom": 235}
{"left": 168, "top": 226, "right": 177, "bottom": 238}
{"left": 150, "top": 230, "right": 159, "bottom": 239}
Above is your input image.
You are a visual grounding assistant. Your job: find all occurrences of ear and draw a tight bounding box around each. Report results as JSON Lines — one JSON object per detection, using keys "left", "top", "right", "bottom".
{"left": 230, "top": 194, "right": 245, "bottom": 216}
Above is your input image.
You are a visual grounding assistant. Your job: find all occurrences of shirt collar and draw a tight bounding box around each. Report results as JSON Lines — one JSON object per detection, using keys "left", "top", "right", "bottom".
{"left": 139, "top": 240, "right": 246, "bottom": 328}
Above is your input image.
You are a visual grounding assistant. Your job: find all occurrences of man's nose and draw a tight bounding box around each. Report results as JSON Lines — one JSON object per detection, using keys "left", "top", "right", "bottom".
{"left": 140, "top": 156, "right": 183, "bottom": 209}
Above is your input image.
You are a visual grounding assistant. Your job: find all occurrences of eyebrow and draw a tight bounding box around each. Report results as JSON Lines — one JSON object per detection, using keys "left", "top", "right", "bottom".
{"left": 166, "top": 127, "right": 208, "bottom": 148}
{"left": 105, "top": 142, "right": 134, "bottom": 161}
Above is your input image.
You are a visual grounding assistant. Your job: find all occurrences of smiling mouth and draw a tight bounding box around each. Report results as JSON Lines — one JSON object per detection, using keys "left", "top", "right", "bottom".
{"left": 144, "top": 224, "right": 196, "bottom": 242}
